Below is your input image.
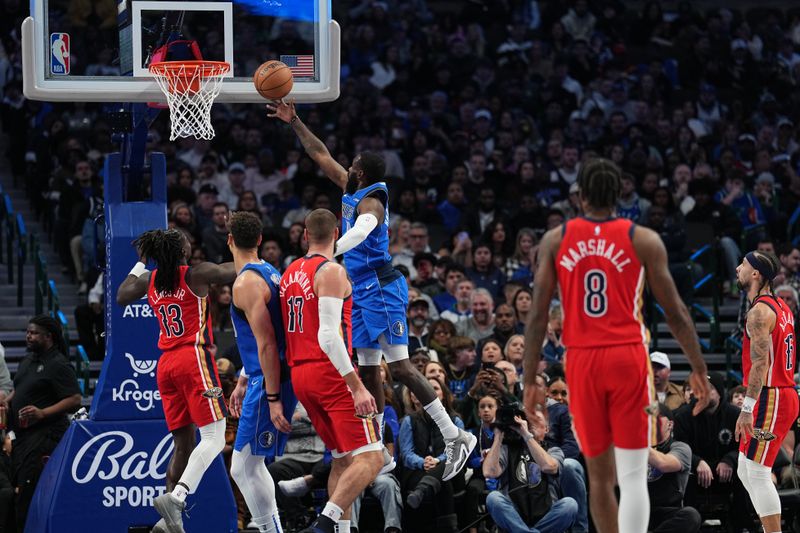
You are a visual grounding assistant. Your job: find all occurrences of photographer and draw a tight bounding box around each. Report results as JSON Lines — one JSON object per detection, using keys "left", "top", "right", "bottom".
{"left": 483, "top": 406, "right": 577, "bottom": 533}
{"left": 648, "top": 404, "right": 701, "bottom": 533}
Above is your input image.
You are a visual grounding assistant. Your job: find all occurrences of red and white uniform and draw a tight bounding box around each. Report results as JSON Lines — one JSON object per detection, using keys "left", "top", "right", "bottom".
{"left": 280, "top": 254, "right": 379, "bottom": 454}
{"left": 556, "top": 217, "right": 654, "bottom": 457}
{"left": 147, "top": 266, "right": 226, "bottom": 431}
{"left": 740, "top": 295, "right": 800, "bottom": 467}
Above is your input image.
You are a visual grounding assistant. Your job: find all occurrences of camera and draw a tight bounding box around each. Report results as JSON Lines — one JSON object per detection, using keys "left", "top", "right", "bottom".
{"left": 491, "top": 401, "right": 526, "bottom": 432}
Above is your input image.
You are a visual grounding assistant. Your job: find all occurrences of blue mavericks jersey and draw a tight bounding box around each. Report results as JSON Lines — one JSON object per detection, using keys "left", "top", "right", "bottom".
{"left": 231, "top": 261, "right": 286, "bottom": 376}
{"left": 341, "top": 182, "right": 392, "bottom": 279}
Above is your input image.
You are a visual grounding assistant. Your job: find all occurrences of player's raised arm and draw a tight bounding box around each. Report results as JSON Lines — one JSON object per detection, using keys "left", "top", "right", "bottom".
{"left": 314, "top": 262, "right": 377, "bottom": 417}
{"left": 522, "top": 227, "right": 560, "bottom": 416}
{"left": 633, "top": 225, "right": 710, "bottom": 414}
{"left": 266, "top": 99, "right": 348, "bottom": 190}
{"left": 334, "top": 197, "right": 383, "bottom": 257}
{"left": 233, "top": 271, "right": 292, "bottom": 433}
{"left": 187, "top": 261, "right": 238, "bottom": 286}
{"left": 116, "top": 259, "right": 151, "bottom": 305}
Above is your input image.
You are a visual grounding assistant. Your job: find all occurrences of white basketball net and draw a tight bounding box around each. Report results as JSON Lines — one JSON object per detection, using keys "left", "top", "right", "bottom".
{"left": 149, "top": 61, "right": 230, "bottom": 141}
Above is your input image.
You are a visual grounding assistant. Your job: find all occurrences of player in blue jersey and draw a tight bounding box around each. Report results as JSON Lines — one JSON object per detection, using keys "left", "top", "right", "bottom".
{"left": 227, "top": 211, "right": 297, "bottom": 533}
{"left": 268, "top": 100, "right": 476, "bottom": 481}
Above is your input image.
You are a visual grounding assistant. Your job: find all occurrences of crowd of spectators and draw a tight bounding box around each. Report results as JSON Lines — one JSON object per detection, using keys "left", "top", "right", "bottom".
{"left": 3, "top": 0, "right": 800, "bottom": 531}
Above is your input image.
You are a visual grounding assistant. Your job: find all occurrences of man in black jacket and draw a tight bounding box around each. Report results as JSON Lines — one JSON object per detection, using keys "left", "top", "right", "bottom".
{"left": 673, "top": 373, "right": 754, "bottom": 530}
{"left": 7, "top": 316, "right": 82, "bottom": 532}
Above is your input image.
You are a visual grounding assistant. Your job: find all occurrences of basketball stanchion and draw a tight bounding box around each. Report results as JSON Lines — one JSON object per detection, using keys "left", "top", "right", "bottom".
{"left": 149, "top": 60, "right": 230, "bottom": 140}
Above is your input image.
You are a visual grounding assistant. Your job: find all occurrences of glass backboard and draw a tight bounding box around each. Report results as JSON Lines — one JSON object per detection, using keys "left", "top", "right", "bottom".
{"left": 22, "top": 0, "right": 339, "bottom": 103}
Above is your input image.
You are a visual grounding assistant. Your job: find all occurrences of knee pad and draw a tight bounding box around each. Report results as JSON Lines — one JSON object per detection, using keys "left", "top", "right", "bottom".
{"left": 199, "top": 418, "right": 227, "bottom": 454}
{"left": 742, "top": 456, "right": 781, "bottom": 517}
{"left": 378, "top": 335, "right": 409, "bottom": 363}
{"left": 357, "top": 348, "right": 382, "bottom": 366}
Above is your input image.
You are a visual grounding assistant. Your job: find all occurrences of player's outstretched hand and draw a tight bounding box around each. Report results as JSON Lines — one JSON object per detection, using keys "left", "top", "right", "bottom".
{"left": 229, "top": 379, "right": 246, "bottom": 419}
{"left": 265, "top": 99, "right": 296, "bottom": 124}
{"left": 269, "top": 399, "right": 292, "bottom": 434}
{"left": 689, "top": 371, "right": 711, "bottom": 416}
{"left": 352, "top": 386, "right": 378, "bottom": 418}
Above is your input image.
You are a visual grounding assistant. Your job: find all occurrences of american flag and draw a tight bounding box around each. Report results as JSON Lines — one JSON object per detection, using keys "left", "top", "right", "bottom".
{"left": 280, "top": 55, "right": 315, "bottom": 77}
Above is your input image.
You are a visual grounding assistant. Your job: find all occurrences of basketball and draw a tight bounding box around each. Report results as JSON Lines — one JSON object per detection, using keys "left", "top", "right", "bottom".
{"left": 253, "top": 60, "right": 293, "bottom": 100}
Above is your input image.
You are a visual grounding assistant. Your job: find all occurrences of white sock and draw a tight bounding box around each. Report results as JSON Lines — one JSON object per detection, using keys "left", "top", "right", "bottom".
{"left": 614, "top": 447, "right": 650, "bottom": 533}
{"left": 337, "top": 519, "right": 350, "bottom": 533}
{"left": 278, "top": 477, "right": 310, "bottom": 497}
{"left": 231, "top": 445, "right": 282, "bottom": 533}
{"left": 424, "top": 399, "right": 458, "bottom": 439}
{"left": 171, "top": 483, "right": 189, "bottom": 502}
{"left": 321, "top": 502, "right": 343, "bottom": 522}
{"left": 257, "top": 511, "right": 282, "bottom": 533}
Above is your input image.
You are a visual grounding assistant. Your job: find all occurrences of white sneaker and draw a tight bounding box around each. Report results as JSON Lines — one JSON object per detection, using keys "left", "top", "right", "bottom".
{"left": 442, "top": 429, "right": 477, "bottom": 481}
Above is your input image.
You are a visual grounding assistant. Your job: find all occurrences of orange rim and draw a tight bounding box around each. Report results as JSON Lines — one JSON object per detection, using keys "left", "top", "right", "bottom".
{"left": 149, "top": 60, "right": 230, "bottom": 78}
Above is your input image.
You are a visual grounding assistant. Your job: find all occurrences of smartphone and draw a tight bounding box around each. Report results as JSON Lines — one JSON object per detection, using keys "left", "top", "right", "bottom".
{"left": 482, "top": 361, "right": 496, "bottom": 371}
{"left": 457, "top": 231, "right": 469, "bottom": 243}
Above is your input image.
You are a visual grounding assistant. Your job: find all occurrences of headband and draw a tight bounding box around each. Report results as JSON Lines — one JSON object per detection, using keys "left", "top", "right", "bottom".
{"left": 745, "top": 252, "right": 776, "bottom": 281}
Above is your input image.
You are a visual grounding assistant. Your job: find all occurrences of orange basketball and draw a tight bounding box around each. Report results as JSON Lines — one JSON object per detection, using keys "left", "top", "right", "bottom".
{"left": 253, "top": 60, "right": 293, "bottom": 100}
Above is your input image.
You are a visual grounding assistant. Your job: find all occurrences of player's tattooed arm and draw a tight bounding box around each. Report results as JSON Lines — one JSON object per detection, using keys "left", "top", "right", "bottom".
{"left": 744, "top": 303, "right": 774, "bottom": 400}
{"left": 266, "top": 99, "right": 348, "bottom": 189}
{"left": 523, "top": 227, "right": 559, "bottom": 416}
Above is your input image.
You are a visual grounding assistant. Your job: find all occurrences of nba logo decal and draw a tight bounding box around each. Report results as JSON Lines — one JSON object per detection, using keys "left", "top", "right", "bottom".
{"left": 50, "top": 33, "right": 70, "bottom": 75}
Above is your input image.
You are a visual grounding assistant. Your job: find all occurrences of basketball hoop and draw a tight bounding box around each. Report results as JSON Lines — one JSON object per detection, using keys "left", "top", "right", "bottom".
{"left": 149, "top": 60, "right": 230, "bottom": 140}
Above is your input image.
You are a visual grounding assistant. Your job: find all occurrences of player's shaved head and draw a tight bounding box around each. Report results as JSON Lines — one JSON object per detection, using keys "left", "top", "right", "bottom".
{"left": 228, "top": 211, "right": 262, "bottom": 249}
{"left": 305, "top": 209, "right": 338, "bottom": 244}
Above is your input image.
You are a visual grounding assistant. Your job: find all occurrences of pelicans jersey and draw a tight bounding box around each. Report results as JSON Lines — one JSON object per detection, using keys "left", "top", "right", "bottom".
{"left": 555, "top": 218, "right": 654, "bottom": 457}
{"left": 280, "top": 254, "right": 379, "bottom": 454}
{"left": 740, "top": 294, "right": 799, "bottom": 467}
{"left": 147, "top": 266, "right": 226, "bottom": 431}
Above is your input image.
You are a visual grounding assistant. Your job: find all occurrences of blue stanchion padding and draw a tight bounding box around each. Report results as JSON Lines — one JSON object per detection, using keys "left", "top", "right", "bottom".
{"left": 26, "top": 419, "right": 237, "bottom": 533}
{"left": 92, "top": 152, "right": 167, "bottom": 421}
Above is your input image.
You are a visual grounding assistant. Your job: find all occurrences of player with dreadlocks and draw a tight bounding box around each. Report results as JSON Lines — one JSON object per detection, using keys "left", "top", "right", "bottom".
{"left": 734, "top": 250, "right": 799, "bottom": 533}
{"left": 117, "top": 228, "right": 236, "bottom": 533}
{"left": 523, "top": 157, "right": 711, "bottom": 533}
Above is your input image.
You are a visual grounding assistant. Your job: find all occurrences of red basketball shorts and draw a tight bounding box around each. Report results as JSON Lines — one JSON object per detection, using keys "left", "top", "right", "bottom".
{"left": 157, "top": 344, "right": 228, "bottom": 431}
{"left": 291, "top": 361, "right": 381, "bottom": 455}
{"left": 739, "top": 386, "right": 799, "bottom": 468}
{"left": 565, "top": 343, "right": 655, "bottom": 458}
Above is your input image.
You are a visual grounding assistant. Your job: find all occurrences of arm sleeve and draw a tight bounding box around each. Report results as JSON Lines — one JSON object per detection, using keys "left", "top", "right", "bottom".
{"left": 399, "top": 417, "right": 425, "bottom": 470}
{"left": 333, "top": 213, "right": 378, "bottom": 257}
{"left": 317, "top": 297, "right": 355, "bottom": 377}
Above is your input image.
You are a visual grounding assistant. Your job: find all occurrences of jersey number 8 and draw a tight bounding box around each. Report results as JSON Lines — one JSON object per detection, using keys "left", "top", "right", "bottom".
{"left": 584, "top": 270, "right": 607, "bottom": 318}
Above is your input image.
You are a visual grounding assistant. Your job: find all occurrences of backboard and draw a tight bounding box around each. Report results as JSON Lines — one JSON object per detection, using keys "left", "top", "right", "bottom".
{"left": 22, "top": 0, "right": 339, "bottom": 103}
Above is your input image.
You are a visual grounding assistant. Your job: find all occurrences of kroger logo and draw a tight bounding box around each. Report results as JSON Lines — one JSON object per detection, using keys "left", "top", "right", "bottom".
{"left": 71, "top": 431, "right": 172, "bottom": 507}
{"left": 111, "top": 353, "right": 161, "bottom": 412}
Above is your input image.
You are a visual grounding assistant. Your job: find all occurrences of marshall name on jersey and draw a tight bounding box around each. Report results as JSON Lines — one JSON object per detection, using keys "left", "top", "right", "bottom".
{"left": 558, "top": 237, "right": 634, "bottom": 273}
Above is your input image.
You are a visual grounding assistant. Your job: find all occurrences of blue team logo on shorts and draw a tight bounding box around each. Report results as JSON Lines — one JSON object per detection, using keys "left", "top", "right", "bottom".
{"left": 391, "top": 320, "right": 405, "bottom": 337}
{"left": 258, "top": 431, "right": 275, "bottom": 448}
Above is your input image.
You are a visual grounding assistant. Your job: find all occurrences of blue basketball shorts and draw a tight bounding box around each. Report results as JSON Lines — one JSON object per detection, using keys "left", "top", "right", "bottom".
{"left": 351, "top": 265, "right": 409, "bottom": 350}
{"left": 234, "top": 375, "right": 297, "bottom": 461}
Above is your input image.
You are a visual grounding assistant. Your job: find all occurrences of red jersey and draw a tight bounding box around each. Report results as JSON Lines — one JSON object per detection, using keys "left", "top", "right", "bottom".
{"left": 743, "top": 295, "right": 796, "bottom": 388}
{"left": 556, "top": 217, "right": 648, "bottom": 348}
{"left": 147, "top": 265, "right": 213, "bottom": 351}
{"left": 280, "top": 254, "right": 353, "bottom": 367}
